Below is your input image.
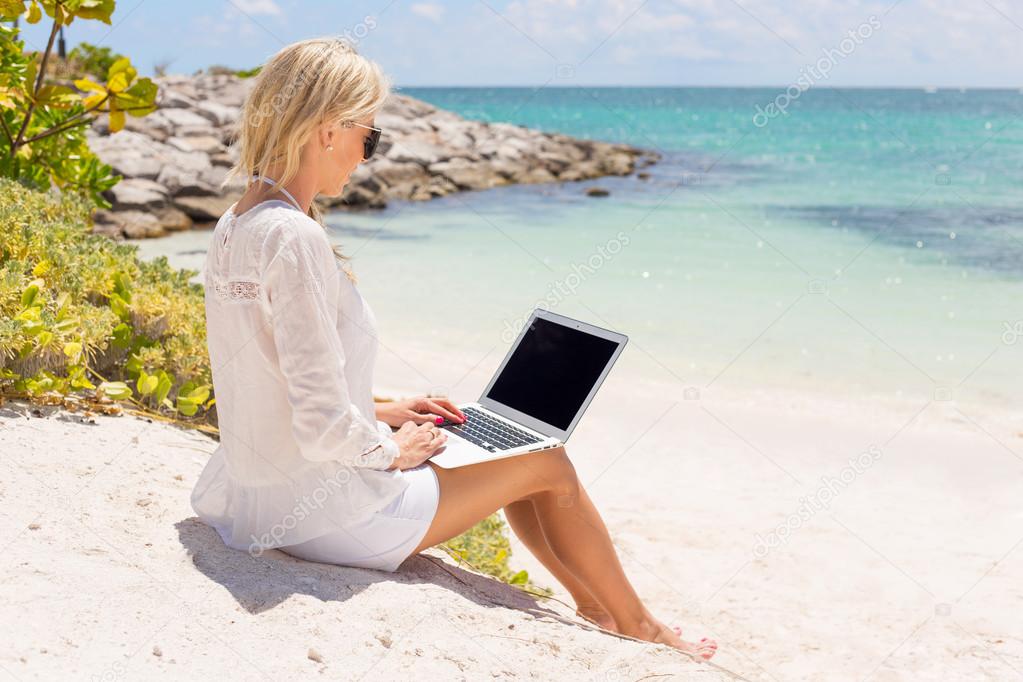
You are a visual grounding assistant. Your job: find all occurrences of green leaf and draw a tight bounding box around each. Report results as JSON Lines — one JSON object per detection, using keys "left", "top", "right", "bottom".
{"left": 111, "top": 322, "right": 132, "bottom": 348}
{"left": 176, "top": 396, "right": 197, "bottom": 416}
{"left": 187, "top": 384, "right": 210, "bottom": 404}
{"left": 98, "top": 380, "right": 131, "bottom": 400}
{"left": 70, "top": 0, "right": 114, "bottom": 24}
{"left": 35, "top": 84, "right": 80, "bottom": 108}
{"left": 21, "top": 283, "right": 40, "bottom": 307}
{"left": 136, "top": 369, "right": 158, "bottom": 395}
{"left": 0, "top": 1, "right": 27, "bottom": 18}
{"left": 154, "top": 371, "right": 172, "bottom": 405}
{"left": 63, "top": 341, "right": 82, "bottom": 358}
{"left": 106, "top": 57, "right": 135, "bottom": 92}
{"left": 73, "top": 77, "right": 106, "bottom": 93}
{"left": 509, "top": 570, "right": 529, "bottom": 585}
{"left": 26, "top": 0, "right": 40, "bottom": 23}
{"left": 109, "top": 291, "right": 129, "bottom": 321}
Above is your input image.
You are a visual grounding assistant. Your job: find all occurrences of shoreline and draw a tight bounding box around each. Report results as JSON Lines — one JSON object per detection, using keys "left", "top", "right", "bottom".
{"left": 85, "top": 72, "right": 659, "bottom": 240}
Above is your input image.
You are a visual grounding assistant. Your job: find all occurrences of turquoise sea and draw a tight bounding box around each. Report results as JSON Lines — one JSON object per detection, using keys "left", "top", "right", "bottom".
{"left": 137, "top": 88, "right": 1023, "bottom": 409}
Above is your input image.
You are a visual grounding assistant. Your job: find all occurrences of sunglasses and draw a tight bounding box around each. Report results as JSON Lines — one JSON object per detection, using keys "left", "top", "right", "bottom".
{"left": 345, "top": 121, "right": 382, "bottom": 160}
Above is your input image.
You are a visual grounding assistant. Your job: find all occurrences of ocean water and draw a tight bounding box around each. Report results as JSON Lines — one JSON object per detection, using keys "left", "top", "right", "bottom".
{"left": 135, "top": 88, "right": 1023, "bottom": 409}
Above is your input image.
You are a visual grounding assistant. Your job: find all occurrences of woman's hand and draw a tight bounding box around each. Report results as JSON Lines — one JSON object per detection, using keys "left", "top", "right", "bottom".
{"left": 386, "top": 420, "right": 447, "bottom": 470}
{"left": 376, "top": 395, "right": 466, "bottom": 428}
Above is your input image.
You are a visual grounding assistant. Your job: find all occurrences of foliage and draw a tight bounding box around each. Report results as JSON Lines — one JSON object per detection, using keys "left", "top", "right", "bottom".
{"left": 0, "top": 177, "right": 213, "bottom": 420}
{"left": 234, "top": 65, "right": 261, "bottom": 78}
{"left": 203, "top": 64, "right": 261, "bottom": 78}
{"left": 66, "top": 41, "right": 123, "bottom": 79}
{"left": 0, "top": 1, "right": 157, "bottom": 207}
{"left": 442, "top": 513, "right": 552, "bottom": 596}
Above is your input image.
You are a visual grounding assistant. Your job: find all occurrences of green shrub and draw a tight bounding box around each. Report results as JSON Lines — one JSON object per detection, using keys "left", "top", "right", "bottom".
{"left": 0, "top": 176, "right": 212, "bottom": 417}
{"left": 66, "top": 41, "right": 124, "bottom": 79}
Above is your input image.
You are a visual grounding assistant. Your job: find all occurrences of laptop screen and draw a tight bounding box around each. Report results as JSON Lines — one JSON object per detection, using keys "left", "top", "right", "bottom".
{"left": 484, "top": 316, "right": 621, "bottom": 431}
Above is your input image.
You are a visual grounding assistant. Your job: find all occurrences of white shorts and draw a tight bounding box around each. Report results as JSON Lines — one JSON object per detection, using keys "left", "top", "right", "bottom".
{"left": 279, "top": 462, "right": 440, "bottom": 572}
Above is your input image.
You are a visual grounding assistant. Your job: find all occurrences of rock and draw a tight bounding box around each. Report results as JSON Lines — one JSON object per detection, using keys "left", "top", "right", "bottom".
{"left": 586, "top": 187, "right": 611, "bottom": 197}
{"left": 83, "top": 72, "right": 656, "bottom": 239}
{"left": 166, "top": 135, "right": 224, "bottom": 155}
{"left": 559, "top": 160, "right": 603, "bottom": 182}
{"left": 600, "top": 152, "right": 635, "bottom": 176}
{"left": 386, "top": 137, "right": 452, "bottom": 165}
{"left": 194, "top": 100, "right": 237, "bottom": 127}
{"left": 174, "top": 194, "right": 241, "bottom": 221}
{"left": 156, "top": 150, "right": 214, "bottom": 196}
{"left": 157, "top": 89, "right": 197, "bottom": 109}
{"left": 153, "top": 206, "right": 193, "bottom": 231}
{"left": 210, "top": 151, "right": 238, "bottom": 168}
{"left": 105, "top": 178, "right": 168, "bottom": 211}
{"left": 146, "top": 108, "right": 216, "bottom": 135}
{"left": 95, "top": 210, "right": 167, "bottom": 238}
{"left": 510, "top": 166, "right": 558, "bottom": 185}
{"left": 307, "top": 648, "right": 323, "bottom": 663}
{"left": 429, "top": 158, "right": 508, "bottom": 190}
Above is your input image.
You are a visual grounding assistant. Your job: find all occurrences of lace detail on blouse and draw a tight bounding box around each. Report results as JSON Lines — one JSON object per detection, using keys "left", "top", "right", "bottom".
{"left": 210, "top": 276, "right": 261, "bottom": 303}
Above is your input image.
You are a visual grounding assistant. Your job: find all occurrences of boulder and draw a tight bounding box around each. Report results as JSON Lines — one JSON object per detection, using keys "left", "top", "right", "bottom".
{"left": 92, "top": 210, "right": 167, "bottom": 238}
{"left": 174, "top": 194, "right": 241, "bottom": 221}
{"left": 104, "top": 178, "right": 168, "bottom": 211}
{"left": 154, "top": 206, "right": 193, "bottom": 231}
{"left": 429, "top": 158, "right": 508, "bottom": 190}
{"left": 166, "top": 135, "right": 225, "bottom": 155}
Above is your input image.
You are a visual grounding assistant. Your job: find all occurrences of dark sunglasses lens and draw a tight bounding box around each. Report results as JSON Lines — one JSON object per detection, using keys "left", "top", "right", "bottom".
{"left": 363, "top": 129, "right": 381, "bottom": 160}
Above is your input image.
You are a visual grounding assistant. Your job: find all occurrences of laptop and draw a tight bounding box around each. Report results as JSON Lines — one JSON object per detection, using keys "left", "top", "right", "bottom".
{"left": 428, "top": 308, "right": 628, "bottom": 468}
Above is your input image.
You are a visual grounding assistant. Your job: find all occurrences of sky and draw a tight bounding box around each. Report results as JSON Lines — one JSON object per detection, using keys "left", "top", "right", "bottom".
{"left": 12, "top": 0, "right": 1023, "bottom": 88}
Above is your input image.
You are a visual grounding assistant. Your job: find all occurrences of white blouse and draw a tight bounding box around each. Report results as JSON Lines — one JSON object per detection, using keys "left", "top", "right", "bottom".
{"left": 191, "top": 199, "right": 410, "bottom": 554}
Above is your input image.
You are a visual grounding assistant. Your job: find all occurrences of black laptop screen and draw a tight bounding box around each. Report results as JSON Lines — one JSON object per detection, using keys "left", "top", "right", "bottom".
{"left": 485, "top": 317, "right": 620, "bottom": 431}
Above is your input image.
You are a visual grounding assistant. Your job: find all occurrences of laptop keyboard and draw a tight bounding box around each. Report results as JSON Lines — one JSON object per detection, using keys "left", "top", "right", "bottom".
{"left": 440, "top": 406, "right": 544, "bottom": 452}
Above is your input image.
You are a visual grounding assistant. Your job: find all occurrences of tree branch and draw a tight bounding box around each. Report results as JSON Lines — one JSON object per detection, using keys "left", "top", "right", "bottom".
{"left": 12, "top": 16, "right": 61, "bottom": 153}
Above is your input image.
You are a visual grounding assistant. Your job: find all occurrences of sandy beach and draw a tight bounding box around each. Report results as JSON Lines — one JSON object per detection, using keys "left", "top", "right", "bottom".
{"left": 3, "top": 343, "right": 1020, "bottom": 680}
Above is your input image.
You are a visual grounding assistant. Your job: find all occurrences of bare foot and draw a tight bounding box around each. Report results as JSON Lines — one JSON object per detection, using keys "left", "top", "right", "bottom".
{"left": 625, "top": 620, "right": 718, "bottom": 660}
{"left": 576, "top": 604, "right": 617, "bottom": 632}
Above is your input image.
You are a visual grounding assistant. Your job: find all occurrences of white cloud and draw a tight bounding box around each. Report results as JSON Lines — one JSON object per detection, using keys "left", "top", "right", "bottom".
{"left": 230, "top": 0, "right": 282, "bottom": 16}
{"left": 410, "top": 3, "right": 445, "bottom": 23}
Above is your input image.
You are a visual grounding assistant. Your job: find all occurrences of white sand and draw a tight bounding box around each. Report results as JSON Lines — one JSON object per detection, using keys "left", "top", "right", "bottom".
{"left": 2, "top": 350, "right": 1021, "bottom": 679}
{"left": 0, "top": 398, "right": 734, "bottom": 681}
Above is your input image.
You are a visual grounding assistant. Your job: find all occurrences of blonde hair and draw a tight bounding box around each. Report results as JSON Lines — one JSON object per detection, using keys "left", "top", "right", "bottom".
{"left": 224, "top": 37, "right": 391, "bottom": 281}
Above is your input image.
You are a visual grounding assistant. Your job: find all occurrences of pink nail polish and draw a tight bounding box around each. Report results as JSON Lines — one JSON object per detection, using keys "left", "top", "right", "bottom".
{"left": 435, "top": 417, "right": 443, "bottom": 424}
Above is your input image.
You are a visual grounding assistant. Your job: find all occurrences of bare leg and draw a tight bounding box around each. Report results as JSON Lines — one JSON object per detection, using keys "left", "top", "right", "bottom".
{"left": 413, "top": 447, "right": 717, "bottom": 659}
{"left": 503, "top": 498, "right": 616, "bottom": 631}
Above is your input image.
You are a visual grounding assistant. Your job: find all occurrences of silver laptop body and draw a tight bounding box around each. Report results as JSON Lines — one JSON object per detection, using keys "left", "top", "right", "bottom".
{"left": 428, "top": 308, "right": 628, "bottom": 469}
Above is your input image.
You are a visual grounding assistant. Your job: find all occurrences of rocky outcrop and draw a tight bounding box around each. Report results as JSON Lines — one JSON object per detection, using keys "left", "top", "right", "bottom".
{"left": 86, "top": 73, "right": 658, "bottom": 239}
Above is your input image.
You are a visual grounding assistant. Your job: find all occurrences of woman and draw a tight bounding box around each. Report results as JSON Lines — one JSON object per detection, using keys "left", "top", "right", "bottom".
{"left": 191, "top": 37, "right": 717, "bottom": 660}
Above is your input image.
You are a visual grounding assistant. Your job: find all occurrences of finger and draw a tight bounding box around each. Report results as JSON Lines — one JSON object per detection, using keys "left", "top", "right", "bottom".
{"left": 397, "top": 420, "right": 418, "bottom": 433}
{"left": 428, "top": 399, "right": 465, "bottom": 422}
{"left": 407, "top": 410, "right": 442, "bottom": 425}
